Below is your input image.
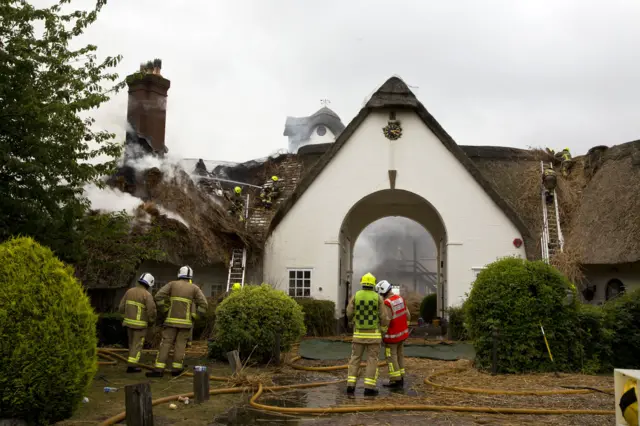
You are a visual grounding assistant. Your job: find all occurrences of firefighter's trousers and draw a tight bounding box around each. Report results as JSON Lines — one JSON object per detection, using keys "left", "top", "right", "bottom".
{"left": 347, "top": 342, "right": 380, "bottom": 389}
{"left": 154, "top": 326, "right": 191, "bottom": 370}
{"left": 385, "top": 341, "right": 406, "bottom": 382}
{"left": 126, "top": 328, "right": 146, "bottom": 365}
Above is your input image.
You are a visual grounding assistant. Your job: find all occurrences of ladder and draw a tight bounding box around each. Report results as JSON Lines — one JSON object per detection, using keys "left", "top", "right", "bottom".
{"left": 226, "top": 248, "right": 247, "bottom": 292}
{"left": 540, "top": 161, "right": 565, "bottom": 263}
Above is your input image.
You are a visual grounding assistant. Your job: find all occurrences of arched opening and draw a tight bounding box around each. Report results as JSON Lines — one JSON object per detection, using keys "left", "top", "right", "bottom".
{"left": 605, "top": 278, "right": 625, "bottom": 301}
{"left": 337, "top": 189, "right": 447, "bottom": 328}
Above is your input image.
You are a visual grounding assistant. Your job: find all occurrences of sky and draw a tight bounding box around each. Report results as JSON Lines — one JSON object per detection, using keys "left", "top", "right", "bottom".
{"left": 43, "top": 0, "right": 640, "bottom": 162}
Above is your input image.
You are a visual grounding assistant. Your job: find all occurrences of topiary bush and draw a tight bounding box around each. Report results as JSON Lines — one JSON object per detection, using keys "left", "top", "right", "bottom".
{"left": 420, "top": 293, "right": 438, "bottom": 323}
{"left": 209, "top": 284, "right": 305, "bottom": 363}
{"left": 465, "top": 256, "right": 580, "bottom": 373}
{"left": 295, "top": 298, "right": 336, "bottom": 336}
{"left": 0, "top": 237, "right": 98, "bottom": 424}
{"left": 602, "top": 289, "right": 640, "bottom": 370}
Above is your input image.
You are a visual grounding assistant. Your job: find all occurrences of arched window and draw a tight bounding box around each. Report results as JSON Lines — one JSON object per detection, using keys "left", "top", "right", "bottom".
{"left": 605, "top": 279, "right": 625, "bottom": 301}
{"left": 316, "top": 125, "right": 327, "bottom": 136}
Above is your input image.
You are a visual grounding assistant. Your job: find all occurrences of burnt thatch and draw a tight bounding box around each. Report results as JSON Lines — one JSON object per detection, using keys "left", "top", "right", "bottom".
{"left": 112, "top": 164, "right": 260, "bottom": 268}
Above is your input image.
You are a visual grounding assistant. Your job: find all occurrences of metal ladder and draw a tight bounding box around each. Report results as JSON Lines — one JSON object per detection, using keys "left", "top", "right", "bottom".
{"left": 540, "top": 161, "right": 565, "bottom": 263}
{"left": 226, "top": 248, "right": 247, "bottom": 291}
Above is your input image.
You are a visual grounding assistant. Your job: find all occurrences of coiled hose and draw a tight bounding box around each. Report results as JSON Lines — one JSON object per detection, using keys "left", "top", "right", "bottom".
{"left": 95, "top": 348, "right": 615, "bottom": 425}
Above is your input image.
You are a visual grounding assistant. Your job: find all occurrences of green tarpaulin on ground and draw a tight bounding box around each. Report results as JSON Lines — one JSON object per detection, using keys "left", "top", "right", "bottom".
{"left": 299, "top": 339, "right": 475, "bottom": 361}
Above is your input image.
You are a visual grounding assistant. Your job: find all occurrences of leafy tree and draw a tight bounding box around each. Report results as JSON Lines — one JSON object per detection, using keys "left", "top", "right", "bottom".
{"left": 0, "top": 0, "right": 124, "bottom": 260}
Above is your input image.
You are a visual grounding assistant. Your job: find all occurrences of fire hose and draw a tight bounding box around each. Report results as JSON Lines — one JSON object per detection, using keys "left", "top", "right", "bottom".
{"left": 95, "top": 348, "right": 615, "bottom": 424}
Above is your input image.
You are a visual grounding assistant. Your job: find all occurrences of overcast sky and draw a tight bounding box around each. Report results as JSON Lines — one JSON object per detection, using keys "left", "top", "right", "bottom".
{"left": 53, "top": 0, "right": 640, "bottom": 162}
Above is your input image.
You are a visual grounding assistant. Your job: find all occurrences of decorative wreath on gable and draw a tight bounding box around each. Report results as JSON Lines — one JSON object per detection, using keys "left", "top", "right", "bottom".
{"left": 383, "top": 122, "right": 402, "bottom": 140}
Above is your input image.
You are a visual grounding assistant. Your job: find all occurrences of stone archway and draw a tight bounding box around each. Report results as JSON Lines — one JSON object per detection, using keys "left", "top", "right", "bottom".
{"left": 337, "top": 189, "right": 448, "bottom": 324}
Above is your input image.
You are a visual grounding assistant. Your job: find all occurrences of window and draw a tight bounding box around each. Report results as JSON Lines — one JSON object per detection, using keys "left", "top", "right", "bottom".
{"left": 289, "top": 269, "right": 312, "bottom": 297}
{"left": 316, "top": 125, "right": 327, "bottom": 136}
{"left": 606, "top": 279, "right": 625, "bottom": 301}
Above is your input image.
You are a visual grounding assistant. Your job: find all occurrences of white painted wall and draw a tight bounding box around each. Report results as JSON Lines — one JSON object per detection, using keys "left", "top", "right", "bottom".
{"left": 583, "top": 262, "right": 640, "bottom": 304}
{"left": 265, "top": 110, "right": 526, "bottom": 315}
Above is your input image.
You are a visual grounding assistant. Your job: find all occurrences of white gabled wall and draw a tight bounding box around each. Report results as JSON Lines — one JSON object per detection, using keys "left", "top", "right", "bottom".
{"left": 265, "top": 110, "right": 526, "bottom": 315}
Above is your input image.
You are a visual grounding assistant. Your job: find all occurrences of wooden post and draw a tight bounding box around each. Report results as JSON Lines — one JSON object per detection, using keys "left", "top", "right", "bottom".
{"left": 125, "top": 383, "right": 154, "bottom": 426}
{"left": 226, "top": 350, "right": 242, "bottom": 375}
{"left": 491, "top": 327, "right": 499, "bottom": 376}
{"left": 273, "top": 333, "right": 281, "bottom": 366}
{"left": 193, "top": 366, "right": 210, "bottom": 404}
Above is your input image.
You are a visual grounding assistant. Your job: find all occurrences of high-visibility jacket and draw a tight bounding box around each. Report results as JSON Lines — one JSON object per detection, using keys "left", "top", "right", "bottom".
{"left": 155, "top": 279, "right": 208, "bottom": 329}
{"left": 562, "top": 150, "right": 572, "bottom": 161}
{"left": 383, "top": 294, "right": 409, "bottom": 343}
{"left": 346, "top": 289, "right": 390, "bottom": 343}
{"left": 118, "top": 284, "right": 157, "bottom": 329}
{"left": 544, "top": 168, "right": 556, "bottom": 177}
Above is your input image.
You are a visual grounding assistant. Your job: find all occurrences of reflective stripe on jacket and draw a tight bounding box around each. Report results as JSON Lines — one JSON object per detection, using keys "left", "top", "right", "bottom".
{"left": 118, "top": 284, "right": 156, "bottom": 329}
{"left": 155, "top": 279, "right": 208, "bottom": 329}
{"left": 346, "top": 289, "right": 390, "bottom": 344}
{"left": 383, "top": 294, "right": 409, "bottom": 343}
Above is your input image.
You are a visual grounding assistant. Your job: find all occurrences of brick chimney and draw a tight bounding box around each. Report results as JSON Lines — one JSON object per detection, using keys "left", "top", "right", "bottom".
{"left": 125, "top": 59, "right": 170, "bottom": 156}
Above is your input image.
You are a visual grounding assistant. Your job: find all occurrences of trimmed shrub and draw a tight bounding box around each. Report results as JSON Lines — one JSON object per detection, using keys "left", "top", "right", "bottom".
{"left": 209, "top": 284, "right": 305, "bottom": 363}
{"left": 420, "top": 293, "right": 438, "bottom": 323}
{"left": 0, "top": 237, "right": 98, "bottom": 424}
{"left": 602, "top": 289, "right": 640, "bottom": 370}
{"left": 577, "top": 303, "right": 612, "bottom": 373}
{"left": 447, "top": 305, "right": 468, "bottom": 341}
{"left": 295, "top": 298, "right": 336, "bottom": 336}
{"left": 465, "top": 257, "right": 579, "bottom": 373}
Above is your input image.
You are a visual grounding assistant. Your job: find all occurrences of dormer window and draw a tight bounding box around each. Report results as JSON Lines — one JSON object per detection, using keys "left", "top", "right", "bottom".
{"left": 316, "top": 125, "right": 327, "bottom": 136}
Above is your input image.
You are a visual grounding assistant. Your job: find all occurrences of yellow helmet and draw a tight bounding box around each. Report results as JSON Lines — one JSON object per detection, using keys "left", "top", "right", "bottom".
{"left": 234, "top": 186, "right": 242, "bottom": 194}
{"left": 564, "top": 147, "right": 570, "bottom": 152}
{"left": 232, "top": 283, "right": 241, "bottom": 291}
{"left": 360, "top": 272, "right": 376, "bottom": 287}
{"left": 621, "top": 379, "right": 639, "bottom": 426}
{"left": 271, "top": 175, "right": 279, "bottom": 182}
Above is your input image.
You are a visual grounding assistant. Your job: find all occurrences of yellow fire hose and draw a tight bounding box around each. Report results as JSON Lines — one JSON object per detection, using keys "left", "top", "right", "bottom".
{"left": 94, "top": 348, "right": 615, "bottom": 424}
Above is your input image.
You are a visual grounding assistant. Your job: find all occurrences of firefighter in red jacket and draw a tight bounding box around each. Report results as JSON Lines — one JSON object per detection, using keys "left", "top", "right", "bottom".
{"left": 377, "top": 280, "right": 411, "bottom": 388}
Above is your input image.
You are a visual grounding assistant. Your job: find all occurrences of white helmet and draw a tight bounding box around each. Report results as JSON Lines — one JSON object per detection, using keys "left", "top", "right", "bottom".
{"left": 178, "top": 265, "right": 193, "bottom": 280}
{"left": 377, "top": 280, "right": 392, "bottom": 296}
{"left": 138, "top": 272, "right": 155, "bottom": 288}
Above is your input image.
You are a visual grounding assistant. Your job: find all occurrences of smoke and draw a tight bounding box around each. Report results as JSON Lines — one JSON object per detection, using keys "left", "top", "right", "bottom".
{"left": 352, "top": 217, "right": 437, "bottom": 293}
{"left": 122, "top": 142, "right": 185, "bottom": 182}
{"left": 83, "top": 183, "right": 143, "bottom": 215}
{"left": 82, "top": 183, "right": 190, "bottom": 228}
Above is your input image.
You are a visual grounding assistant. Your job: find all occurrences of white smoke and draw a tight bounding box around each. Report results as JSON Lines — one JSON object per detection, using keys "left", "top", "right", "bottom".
{"left": 83, "top": 183, "right": 190, "bottom": 228}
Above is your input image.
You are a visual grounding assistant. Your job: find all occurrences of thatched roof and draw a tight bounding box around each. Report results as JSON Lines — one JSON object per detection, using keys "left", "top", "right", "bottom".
{"left": 267, "top": 76, "right": 535, "bottom": 258}
{"left": 564, "top": 141, "right": 640, "bottom": 264}
{"left": 112, "top": 165, "right": 259, "bottom": 268}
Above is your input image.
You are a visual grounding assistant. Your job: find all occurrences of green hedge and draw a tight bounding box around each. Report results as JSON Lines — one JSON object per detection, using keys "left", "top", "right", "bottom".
{"left": 465, "top": 256, "right": 580, "bottom": 373}
{"left": 295, "top": 298, "right": 336, "bottom": 337}
{"left": 602, "top": 289, "right": 640, "bottom": 370}
{"left": 576, "top": 304, "right": 612, "bottom": 373}
{"left": 0, "top": 237, "right": 98, "bottom": 424}
{"left": 447, "top": 305, "right": 468, "bottom": 341}
{"left": 420, "top": 294, "right": 438, "bottom": 323}
{"left": 209, "top": 284, "right": 306, "bottom": 363}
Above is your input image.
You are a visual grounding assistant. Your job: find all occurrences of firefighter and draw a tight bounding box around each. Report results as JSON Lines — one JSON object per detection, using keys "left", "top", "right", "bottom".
{"left": 260, "top": 176, "right": 280, "bottom": 208}
{"left": 346, "top": 272, "right": 390, "bottom": 396}
{"left": 377, "top": 280, "right": 410, "bottom": 388}
{"left": 118, "top": 273, "right": 157, "bottom": 373}
{"left": 561, "top": 148, "right": 573, "bottom": 177}
{"left": 227, "top": 186, "right": 245, "bottom": 221}
{"left": 542, "top": 165, "right": 557, "bottom": 204}
{"left": 187, "top": 280, "right": 206, "bottom": 350}
{"left": 146, "top": 266, "right": 208, "bottom": 378}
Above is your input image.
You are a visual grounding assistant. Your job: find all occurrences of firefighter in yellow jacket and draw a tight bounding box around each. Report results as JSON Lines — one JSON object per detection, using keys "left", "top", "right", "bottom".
{"left": 118, "top": 273, "right": 157, "bottom": 373}
{"left": 346, "top": 272, "right": 390, "bottom": 396}
{"left": 146, "top": 266, "right": 208, "bottom": 377}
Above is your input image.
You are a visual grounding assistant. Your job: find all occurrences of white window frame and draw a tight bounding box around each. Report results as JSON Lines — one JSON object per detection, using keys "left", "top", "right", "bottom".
{"left": 287, "top": 268, "right": 313, "bottom": 298}
{"left": 471, "top": 267, "right": 486, "bottom": 279}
